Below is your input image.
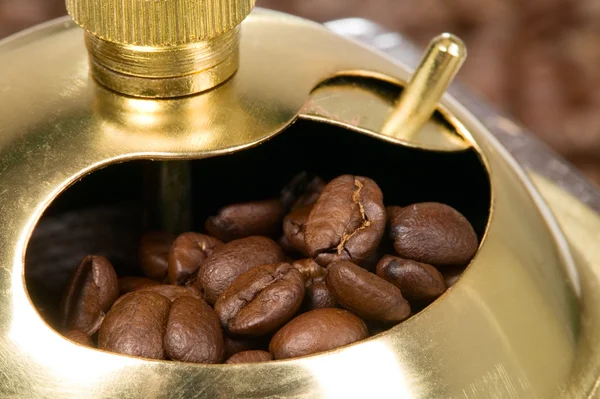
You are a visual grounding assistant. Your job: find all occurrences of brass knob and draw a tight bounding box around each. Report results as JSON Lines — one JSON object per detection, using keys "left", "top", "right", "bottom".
{"left": 66, "top": 0, "right": 256, "bottom": 98}
{"left": 382, "top": 33, "right": 467, "bottom": 147}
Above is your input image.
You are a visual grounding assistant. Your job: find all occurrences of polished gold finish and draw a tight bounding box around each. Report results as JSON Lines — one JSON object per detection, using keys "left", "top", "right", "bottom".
{"left": 302, "top": 71, "right": 470, "bottom": 152}
{"left": 86, "top": 30, "right": 240, "bottom": 98}
{"left": 0, "top": 8, "right": 598, "bottom": 398}
{"left": 66, "top": 0, "right": 254, "bottom": 45}
{"left": 85, "top": 30, "right": 239, "bottom": 77}
{"left": 528, "top": 173, "right": 600, "bottom": 399}
{"left": 67, "top": 0, "right": 255, "bottom": 97}
{"left": 382, "top": 33, "right": 468, "bottom": 150}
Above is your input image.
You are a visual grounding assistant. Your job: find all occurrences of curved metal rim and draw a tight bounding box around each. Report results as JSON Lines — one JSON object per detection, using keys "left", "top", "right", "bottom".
{"left": 0, "top": 11, "right": 585, "bottom": 398}
{"left": 4, "top": 12, "right": 578, "bottom": 355}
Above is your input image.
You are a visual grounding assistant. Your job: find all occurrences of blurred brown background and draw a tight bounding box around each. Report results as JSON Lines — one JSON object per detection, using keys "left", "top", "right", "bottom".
{"left": 1, "top": 0, "right": 600, "bottom": 185}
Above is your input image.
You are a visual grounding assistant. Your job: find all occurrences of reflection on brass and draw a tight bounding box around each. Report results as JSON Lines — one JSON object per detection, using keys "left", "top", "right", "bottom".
{"left": 0, "top": 7, "right": 598, "bottom": 399}
{"left": 382, "top": 33, "right": 467, "bottom": 150}
{"left": 85, "top": 30, "right": 241, "bottom": 99}
{"left": 66, "top": 0, "right": 254, "bottom": 45}
{"left": 301, "top": 72, "right": 470, "bottom": 152}
{"left": 66, "top": 0, "right": 255, "bottom": 97}
{"left": 528, "top": 173, "right": 600, "bottom": 399}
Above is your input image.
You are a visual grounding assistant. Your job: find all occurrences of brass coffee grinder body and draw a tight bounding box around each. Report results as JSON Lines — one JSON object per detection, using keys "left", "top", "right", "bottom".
{"left": 0, "top": 1, "right": 599, "bottom": 398}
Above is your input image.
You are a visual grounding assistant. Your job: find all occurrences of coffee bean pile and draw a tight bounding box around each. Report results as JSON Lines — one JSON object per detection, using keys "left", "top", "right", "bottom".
{"left": 59, "top": 173, "right": 478, "bottom": 363}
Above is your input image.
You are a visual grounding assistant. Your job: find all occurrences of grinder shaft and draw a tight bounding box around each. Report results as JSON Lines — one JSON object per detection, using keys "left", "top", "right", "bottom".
{"left": 382, "top": 33, "right": 467, "bottom": 140}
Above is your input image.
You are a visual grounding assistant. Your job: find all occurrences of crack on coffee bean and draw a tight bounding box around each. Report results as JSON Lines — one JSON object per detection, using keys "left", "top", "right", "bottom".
{"left": 335, "top": 179, "right": 371, "bottom": 256}
{"left": 223, "top": 268, "right": 287, "bottom": 325}
{"left": 215, "top": 263, "right": 305, "bottom": 336}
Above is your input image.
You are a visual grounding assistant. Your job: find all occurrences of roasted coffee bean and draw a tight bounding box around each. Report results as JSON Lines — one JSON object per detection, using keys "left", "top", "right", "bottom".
{"left": 386, "top": 206, "right": 403, "bottom": 223}
{"left": 282, "top": 205, "right": 312, "bottom": 257}
{"left": 291, "top": 258, "right": 325, "bottom": 282}
{"left": 139, "top": 232, "right": 172, "bottom": 281}
{"left": 293, "top": 259, "right": 335, "bottom": 310}
{"left": 118, "top": 276, "right": 159, "bottom": 295}
{"left": 442, "top": 266, "right": 466, "bottom": 288}
{"left": 46, "top": 173, "right": 481, "bottom": 365}
{"left": 281, "top": 172, "right": 309, "bottom": 209}
{"left": 326, "top": 261, "right": 410, "bottom": 322}
{"left": 269, "top": 308, "right": 368, "bottom": 360}
{"left": 223, "top": 335, "right": 267, "bottom": 359}
{"left": 225, "top": 350, "right": 273, "bottom": 364}
{"left": 98, "top": 291, "right": 171, "bottom": 360}
{"left": 197, "top": 236, "right": 285, "bottom": 304}
{"left": 280, "top": 172, "right": 326, "bottom": 211}
{"left": 164, "top": 296, "right": 224, "bottom": 364}
{"left": 293, "top": 182, "right": 325, "bottom": 211}
{"left": 214, "top": 263, "right": 304, "bottom": 336}
{"left": 168, "top": 232, "right": 222, "bottom": 285}
{"left": 184, "top": 282, "right": 204, "bottom": 298}
{"left": 205, "top": 199, "right": 285, "bottom": 242}
{"left": 278, "top": 234, "right": 297, "bottom": 256}
{"left": 389, "top": 202, "right": 478, "bottom": 266}
{"left": 61, "top": 255, "right": 119, "bottom": 335}
{"left": 304, "top": 276, "right": 337, "bottom": 310}
{"left": 376, "top": 255, "right": 446, "bottom": 304}
{"left": 114, "top": 284, "right": 199, "bottom": 307}
{"left": 362, "top": 236, "right": 394, "bottom": 272}
{"left": 135, "top": 284, "right": 202, "bottom": 302}
{"left": 64, "top": 330, "right": 94, "bottom": 347}
{"left": 305, "top": 175, "right": 386, "bottom": 267}
{"left": 293, "top": 176, "right": 325, "bottom": 210}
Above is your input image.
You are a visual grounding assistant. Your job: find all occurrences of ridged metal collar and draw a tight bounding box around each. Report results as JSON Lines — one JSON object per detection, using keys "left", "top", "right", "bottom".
{"left": 66, "top": 0, "right": 255, "bottom": 46}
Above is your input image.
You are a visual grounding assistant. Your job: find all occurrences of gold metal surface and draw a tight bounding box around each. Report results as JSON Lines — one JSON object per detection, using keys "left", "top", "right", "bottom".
{"left": 67, "top": 0, "right": 255, "bottom": 97}
{"left": 66, "top": 0, "right": 254, "bottom": 45}
{"left": 0, "top": 8, "right": 596, "bottom": 398}
{"left": 87, "top": 30, "right": 240, "bottom": 98}
{"left": 528, "top": 173, "right": 600, "bottom": 399}
{"left": 381, "top": 33, "right": 468, "bottom": 150}
{"left": 302, "top": 72, "right": 470, "bottom": 152}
